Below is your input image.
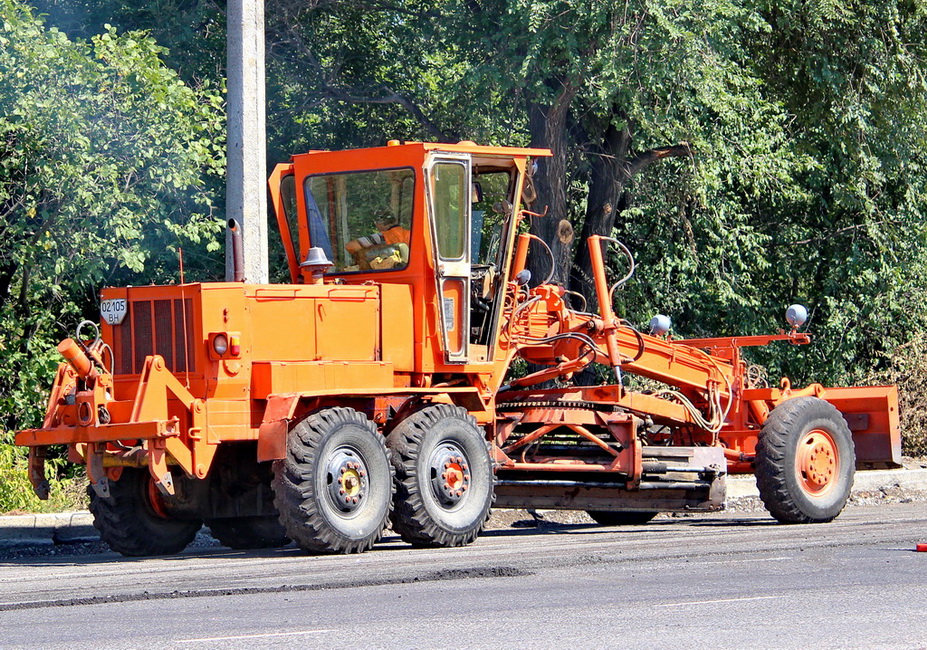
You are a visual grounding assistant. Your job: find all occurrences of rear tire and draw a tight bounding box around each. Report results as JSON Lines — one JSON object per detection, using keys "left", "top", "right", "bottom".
{"left": 89, "top": 467, "right": 201, "bottom": 556}
{"left": 206, "top": 516, "right": 290, "bottom": 550}
{"left": 387, "top": 404, "right": 493, "bottom": 547}
{"left": 755, "top": 396, "right": 855, "bottom": 523}
{"left": 586, "top": 511, "right": 658, "bottom": 526}
{"left": 272, "top": 407, "right": 393, "bottom": 554}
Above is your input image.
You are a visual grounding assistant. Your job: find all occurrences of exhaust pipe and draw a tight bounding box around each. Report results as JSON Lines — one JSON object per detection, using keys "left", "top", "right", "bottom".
{"left": 227, "top": 219, "right": 244, "bottom": 282}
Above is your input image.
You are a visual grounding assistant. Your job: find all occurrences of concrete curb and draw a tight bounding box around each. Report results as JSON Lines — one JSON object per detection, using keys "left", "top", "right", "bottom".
{"left": 2, "top": 468, "right": 926, "bottom": 548}
{"left": 0, "top": 511, "right": 96, "bottom": 547}
{"left": 727, "top": 467, "right": 927, "bottom": 499}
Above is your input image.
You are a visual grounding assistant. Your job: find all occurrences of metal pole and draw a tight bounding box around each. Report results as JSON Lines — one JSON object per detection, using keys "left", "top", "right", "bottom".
{"left": 226, "top": 0, "right": 268, "bottom": 283}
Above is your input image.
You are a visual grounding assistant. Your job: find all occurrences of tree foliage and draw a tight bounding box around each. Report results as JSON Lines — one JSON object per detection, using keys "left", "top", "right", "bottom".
{"left": 740, "top": 0, "right": 927, "bottom": 384}
{"left": 0, "top": 0, "right": 225, "bottom": 432}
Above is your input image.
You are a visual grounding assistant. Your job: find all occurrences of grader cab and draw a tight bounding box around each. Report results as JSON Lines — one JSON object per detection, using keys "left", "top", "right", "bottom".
{"left": 17, "top": 141, "right": 900, "bottom": 556}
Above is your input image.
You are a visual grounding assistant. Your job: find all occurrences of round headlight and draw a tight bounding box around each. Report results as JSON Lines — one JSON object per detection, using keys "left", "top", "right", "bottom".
{"left": 213, "top": 333, "right": 229, "bottom": 356}
{"left": 786, "top": 304, "right": 808, "bottom": 328}
{"left": 649, "top": 314, "right": 671, "bottom": 336}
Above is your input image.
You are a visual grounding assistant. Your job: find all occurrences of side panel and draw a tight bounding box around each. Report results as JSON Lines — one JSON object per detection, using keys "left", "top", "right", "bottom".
{"left": 380, "top": 283, "right": 415, "bottom": 372}
{"left": 248, "top": 292, "right": 317, "bottom": 362}
{"left": 824, "top": 386, "right": 902, "bottom": 468}
{"left": 252, "top": 361, "right": 395, "bottom": 398}
{"left": 201, "top": 287, "right": 250, "bottom": 400}
{"left": 315, "top": 286, "right": 380, "bottom": 361}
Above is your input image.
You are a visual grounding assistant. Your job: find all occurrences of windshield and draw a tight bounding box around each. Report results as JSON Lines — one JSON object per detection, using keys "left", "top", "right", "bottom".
{"left": 304, "top": 168, "right": 414, "bottom": 273}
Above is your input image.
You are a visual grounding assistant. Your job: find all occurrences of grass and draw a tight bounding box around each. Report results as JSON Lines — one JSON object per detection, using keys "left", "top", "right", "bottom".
{"left": 0, "top": 438, "right": 88, "bottom": 515}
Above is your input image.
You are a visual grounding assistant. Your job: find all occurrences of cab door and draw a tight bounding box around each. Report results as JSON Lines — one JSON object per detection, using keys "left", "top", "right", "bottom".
{"left": 425, "top": 154, "right": 471, "bottom": 363}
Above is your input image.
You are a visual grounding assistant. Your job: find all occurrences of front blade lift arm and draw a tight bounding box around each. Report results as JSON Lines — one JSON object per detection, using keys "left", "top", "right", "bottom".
{"left": 502, "top": 234, "right": 809, "bottom": 435}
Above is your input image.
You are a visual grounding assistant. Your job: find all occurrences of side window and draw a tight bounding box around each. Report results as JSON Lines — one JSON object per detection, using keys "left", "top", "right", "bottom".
{"left": 304, "top": 168, "right": 414, "bottom": 273}
{"left": 268, "top": 173, "right": 301, "bottom": 282}
{"left": 471, "top": 170, "right": 512, "bottom": 266}
{"left": 280, "top": 174, "right": 300, "bottom": 253}
{"left": 432, "top": 162, "right": 467, "bottom": 261}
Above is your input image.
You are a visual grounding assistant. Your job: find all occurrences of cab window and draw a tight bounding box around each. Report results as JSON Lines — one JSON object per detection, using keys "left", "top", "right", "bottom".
{"left": 304, "top": 168, "right": 414, "bottom": 273}
{"left": 280, "top": 174, "right": 300, "bottom": 252}
{"left": 471, "top": 169, "right": 513, "bottom": 266}
{"left": 432, "top": 162, "right": 467, "bottom": 261}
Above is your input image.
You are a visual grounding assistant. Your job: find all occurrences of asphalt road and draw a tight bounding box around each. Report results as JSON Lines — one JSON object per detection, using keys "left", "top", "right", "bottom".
{"left": 1, "top": 503, "right": 925, "bottom": 649}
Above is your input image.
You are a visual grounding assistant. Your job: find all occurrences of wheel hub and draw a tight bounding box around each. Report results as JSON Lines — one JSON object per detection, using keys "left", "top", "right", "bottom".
{"left": 797, "top": 428, "right": 838, "bottom": 495}
{"left": 146, "top": 476, "right": 171, "bottom": 519}
{"left": 429, "top": 442, "right": 471, "bottom": 508}
{"left": 326, "top": 447, "right": 368, "bottom": 514}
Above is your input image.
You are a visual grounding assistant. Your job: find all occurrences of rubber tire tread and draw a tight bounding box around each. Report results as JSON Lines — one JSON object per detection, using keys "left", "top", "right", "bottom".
{"left": 206, "top": 516, "right": 290, "bottom": 550}
{"left": 387, "top": 404, "right": 493, "bottom": 548}
{"left": 755, "top": 396, "right": 855, "bottom": 524}
{"left": 88, "top": 467, "right": 201, "bottom": 557}
{"left": 586, "top": 510, "right": 658, "bottom": 526}
{"left": 271, "top": 407, "right": 393, "bottom": 554}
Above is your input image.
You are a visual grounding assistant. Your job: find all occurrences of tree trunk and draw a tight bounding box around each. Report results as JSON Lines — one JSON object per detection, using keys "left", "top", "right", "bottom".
{"left": 526, "top": 81, "right": 577, "bottom": 287}
{"left": 571, "top": 114, "right": 633, "bottom": 312}
{"left": 572, "top": 131, "right": 692, "bottom": 313}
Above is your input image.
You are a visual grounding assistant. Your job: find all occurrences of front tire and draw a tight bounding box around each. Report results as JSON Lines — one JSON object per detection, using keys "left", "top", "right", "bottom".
{"left": 755, "top": 396, "right": 855, "bottom": 523}
{"left": 272, "top": 407, "right": 393, "bottom": 554}
{"left": 89, "top": 467, "right": 201, "bottom": 556}
{"left": 387, "top": 404, "right": 493, "bottom": 547}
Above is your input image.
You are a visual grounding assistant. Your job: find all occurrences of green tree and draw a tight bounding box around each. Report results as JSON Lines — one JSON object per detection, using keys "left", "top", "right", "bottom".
{"left": 443, "top": 0, "right": 927, "bottom": 392}
{"left": 452, "top": 1, "right": 805, "bottom": 306}
{"left": 0, "top": 0, "right": 226, "bottom": 434}
{"left": 739, "top": 0, "right": 927, "bottom": 385}
{"left": 29, "top": 0, "right": 226, "bottom": 81}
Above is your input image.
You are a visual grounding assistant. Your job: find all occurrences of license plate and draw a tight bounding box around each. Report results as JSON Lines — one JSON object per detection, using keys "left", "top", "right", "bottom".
{"left": 100, "top": 299, "right": 128, "bottom": 325}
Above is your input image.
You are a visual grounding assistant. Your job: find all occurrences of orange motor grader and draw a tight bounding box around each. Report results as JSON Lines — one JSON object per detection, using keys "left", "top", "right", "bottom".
{"left": 16, "top": 141, "right": 901, "bottom": 556}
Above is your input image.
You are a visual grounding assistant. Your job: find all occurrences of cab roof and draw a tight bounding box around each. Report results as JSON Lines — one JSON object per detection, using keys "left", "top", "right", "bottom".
{"left": 295, "top": 140, "right": 553, "bottom": 160}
